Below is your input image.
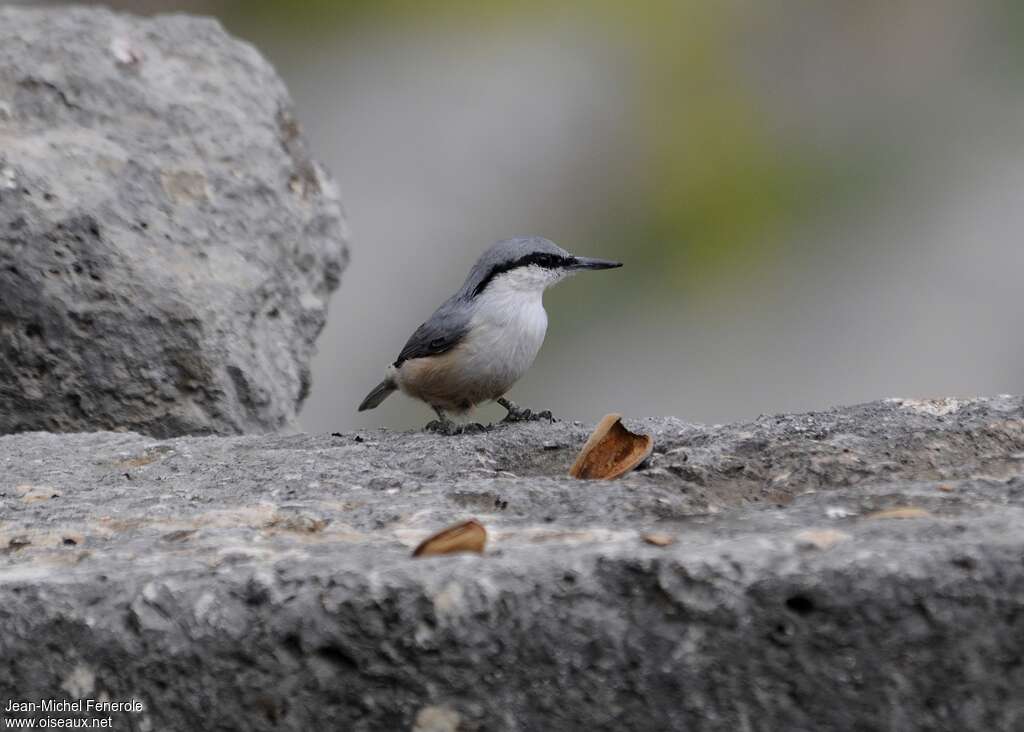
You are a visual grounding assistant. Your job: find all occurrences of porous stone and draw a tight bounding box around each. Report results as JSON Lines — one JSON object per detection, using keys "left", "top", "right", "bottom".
{"left": 2, "top": 397, "right": 1024, "bottom": 730}
{"left": 0, "top": 6, "right": 349, "bottom": 437}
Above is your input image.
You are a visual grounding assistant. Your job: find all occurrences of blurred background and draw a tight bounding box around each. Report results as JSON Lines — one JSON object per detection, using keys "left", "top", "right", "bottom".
{"left": 14, "top": 0, "right": 1024, "bottom": 431}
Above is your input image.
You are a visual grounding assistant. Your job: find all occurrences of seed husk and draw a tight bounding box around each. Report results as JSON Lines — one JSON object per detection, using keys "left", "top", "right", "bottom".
{"left": 641, "top": 532, "right": 675, "bottom": 547}
{"left": 569, "top": 414, "right": 653, "bottom": 480}
{"left": 865, "top": 506, "right": 932, "bottom": 520}
{"left": 794, "top": 528, "right": 851, "bottom": 550}
{"left": 412, "top": 519, "right": 487, "bottom": 558}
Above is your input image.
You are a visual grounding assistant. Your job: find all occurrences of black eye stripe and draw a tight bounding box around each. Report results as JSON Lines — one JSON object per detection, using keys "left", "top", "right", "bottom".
{"left": 519, "top": 252, "right": 567, "bottom": 269}
{"left": 471, "top": 252, "right": 570, "bottom": 297}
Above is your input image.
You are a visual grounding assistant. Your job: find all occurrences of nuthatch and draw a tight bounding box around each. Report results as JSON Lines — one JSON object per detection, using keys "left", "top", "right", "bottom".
{"left": 358, "top": 237, "right": 622, "bottom": 432}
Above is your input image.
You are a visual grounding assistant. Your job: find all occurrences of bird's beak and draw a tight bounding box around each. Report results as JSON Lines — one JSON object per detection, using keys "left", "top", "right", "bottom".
{"left": 567, "top": 255, "right": 623, "bottom": 271}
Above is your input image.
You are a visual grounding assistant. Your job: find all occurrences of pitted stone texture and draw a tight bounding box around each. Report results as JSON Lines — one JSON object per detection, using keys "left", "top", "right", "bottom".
{"left": 1, "top": 397, "right": 1024, "bottom": 730}
{"left": 0, "top": 6, "right": 349, "bottom": 437}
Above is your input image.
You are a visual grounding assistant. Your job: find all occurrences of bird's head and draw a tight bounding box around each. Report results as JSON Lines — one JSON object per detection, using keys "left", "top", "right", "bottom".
{"left": 465, "top": 236, "right": 621, "bottom": 298}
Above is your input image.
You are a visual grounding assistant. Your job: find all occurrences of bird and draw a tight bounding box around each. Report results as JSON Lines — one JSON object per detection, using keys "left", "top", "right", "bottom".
{"left": 358, "top": 236, "right": 622, "bottom": 432}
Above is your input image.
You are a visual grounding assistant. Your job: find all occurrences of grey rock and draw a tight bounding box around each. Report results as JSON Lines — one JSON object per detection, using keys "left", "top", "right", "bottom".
{"left": 2, "top": 396, "right": 1024, "bottom": 730}
{"left": 0, "top": 6, "right": 348, "bottom": 437}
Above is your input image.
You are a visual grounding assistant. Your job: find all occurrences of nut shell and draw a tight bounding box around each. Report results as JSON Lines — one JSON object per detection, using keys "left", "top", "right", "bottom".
{"left": 864, "top": 506, "right": 932, "bottom": 520}
{"left": 569, "top": 414, "right": 654, "bottom": 480}
{"left": 412, "top": 519, "right": 487, "bottom": 557}
{"left": 641, "top": 532, "right": 675, "bottom": 547}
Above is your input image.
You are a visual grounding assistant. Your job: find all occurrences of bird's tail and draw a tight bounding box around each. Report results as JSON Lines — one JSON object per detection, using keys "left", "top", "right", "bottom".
{"left": 358, "top": 378, "right": 397, "bottom": 411}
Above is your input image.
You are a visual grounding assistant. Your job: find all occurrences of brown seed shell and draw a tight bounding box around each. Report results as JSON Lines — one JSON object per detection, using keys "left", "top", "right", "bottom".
{"left": 569, "top": 414, "right": 654, "bottom": 480}
{"left": 865, "top": 506, "right": 932, "bottom": 520}
{"left": 412, "top": 519, "right": 487, "bottom": 558}
{"left": 641, "top": 532, "right": 675, "bottom": 547}
{"left": 794, "top": 528, "right": 851, "bottom": 550}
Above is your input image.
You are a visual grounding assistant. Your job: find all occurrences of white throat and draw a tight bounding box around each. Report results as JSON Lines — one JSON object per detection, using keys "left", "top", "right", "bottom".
{"left": 472, "top": 269, "right": 551, "bottom": 343}
{"left": 487, "top": 264, "right": 569, "bottom": 294}
{"left": 460, "top": 266, "right": 562, "bottom": 396}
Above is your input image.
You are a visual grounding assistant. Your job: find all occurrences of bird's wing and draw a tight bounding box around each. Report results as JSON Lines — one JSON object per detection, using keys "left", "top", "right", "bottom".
{"left": 393, "top": 297, "right": 472, "bottom": 367}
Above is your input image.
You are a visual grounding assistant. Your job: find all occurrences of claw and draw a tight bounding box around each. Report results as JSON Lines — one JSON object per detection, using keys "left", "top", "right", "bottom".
{"left": 426, "top": 406, "right": 458, "bottom": 435}
{"left": 425, "top": 419, "right": 454, "bottom": 435}
{"left": 497, "top": 397, "right": 555, "bottom": 424}
{"left": 425, "top": 411, "right": 490, "bottom": 435}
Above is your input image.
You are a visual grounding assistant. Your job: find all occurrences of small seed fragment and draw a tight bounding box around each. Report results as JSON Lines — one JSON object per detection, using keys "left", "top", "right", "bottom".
{"left": 7, "top": 536, "right": 31, "bottom": 551}
{"left": 569, "top": 414, "right": 654, "bottom": 480}
{"left": 642, "top": 532, "right": 675, "bottom": 547}
{"left": 865, "top": 506, "right": 932, "bottom": 520}
{"left": 413, "top": 519, "right": 487, "bottom": 558}
{"left": 794, "top": 528, "right": 851, "bottom": 550}
{"left": 16, "top": 484, "right": 61, "bottom": 503}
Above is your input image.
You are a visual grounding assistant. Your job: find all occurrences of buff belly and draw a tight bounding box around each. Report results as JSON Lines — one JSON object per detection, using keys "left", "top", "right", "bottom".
{"left": 394, "top": 346, "right": 506, "bottom": 413}
{"left": 395, "top": 290, "right": 549, "bottom": 413}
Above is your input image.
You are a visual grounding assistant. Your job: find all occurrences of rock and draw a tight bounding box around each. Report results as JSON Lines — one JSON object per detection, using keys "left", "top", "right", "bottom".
{"left": 2, "top": 396, "right": 1024, "bottom": 730}
{"left": 0, "top": 6, "right": 348, "bottom": 437}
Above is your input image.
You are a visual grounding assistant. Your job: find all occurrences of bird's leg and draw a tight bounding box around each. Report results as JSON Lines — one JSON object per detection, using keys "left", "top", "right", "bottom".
{"left": 497, "top": 396, "right": 553, "bottom": 423}
{"left": 425, "top": 406, "right": 458, "bottom": 435}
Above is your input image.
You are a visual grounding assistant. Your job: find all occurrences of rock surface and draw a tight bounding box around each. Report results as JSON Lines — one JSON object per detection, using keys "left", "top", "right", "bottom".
{"left": 2, "top": 397, "right": 1024, "bottom": 730}
{"left": 0, "top": 6, "right": 348, "bottom": 437}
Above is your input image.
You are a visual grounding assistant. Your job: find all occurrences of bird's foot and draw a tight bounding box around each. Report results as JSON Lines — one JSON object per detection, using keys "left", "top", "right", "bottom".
{"left": 497, "top": 397, "right": 554, "bottom": 424}
{"left": 425, "top": 417, "right": 457, "bottom": 435}
{"left": 426, "top": 407, "right": 457, "bottom": 435}
{"left": 425, "top": 418, "right": 489, "bottom": 436}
